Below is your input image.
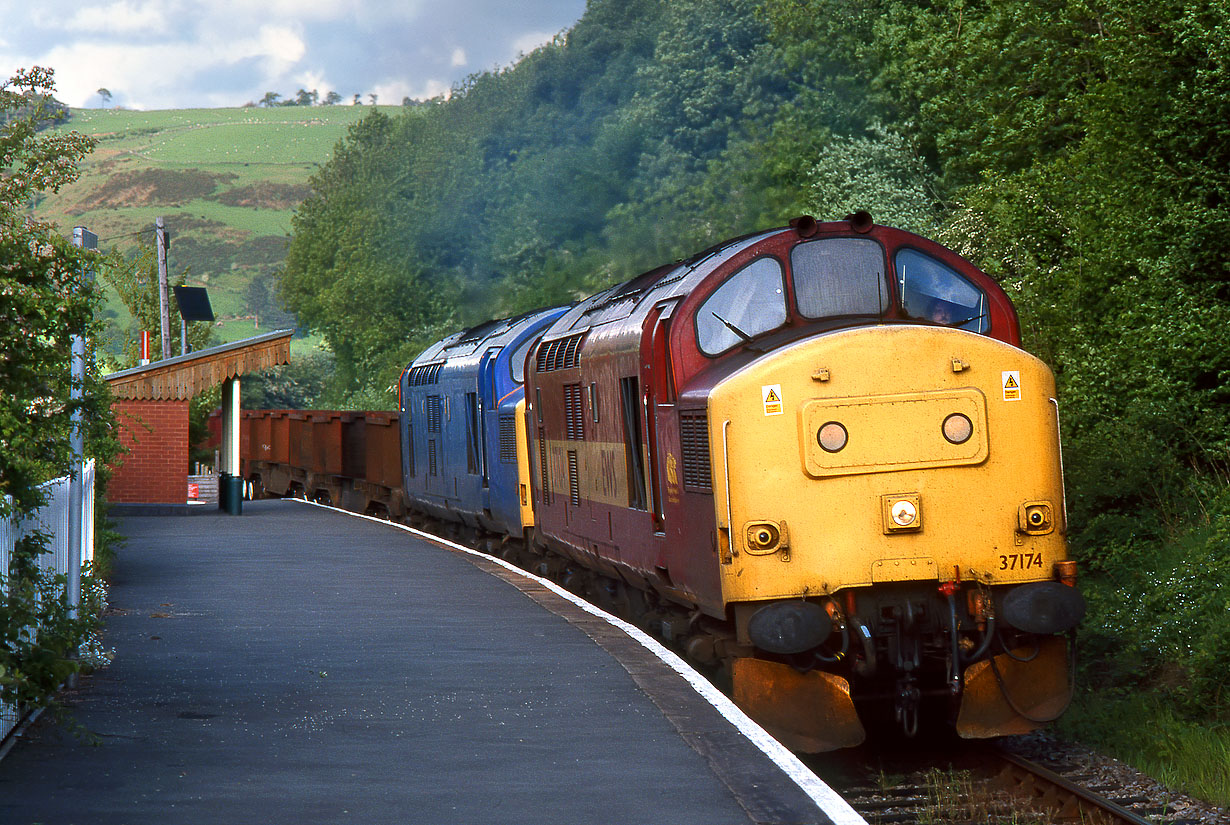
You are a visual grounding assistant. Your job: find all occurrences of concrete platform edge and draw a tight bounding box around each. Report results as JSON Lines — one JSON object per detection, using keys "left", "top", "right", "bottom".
{"left": 296, "top": 500, "right": 868, "bottom": 825}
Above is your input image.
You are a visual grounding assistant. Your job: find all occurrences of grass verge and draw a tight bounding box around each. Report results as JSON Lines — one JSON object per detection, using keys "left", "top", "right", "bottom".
{"left": 1057, "top": 692, "right": 1230, "bottom": 808}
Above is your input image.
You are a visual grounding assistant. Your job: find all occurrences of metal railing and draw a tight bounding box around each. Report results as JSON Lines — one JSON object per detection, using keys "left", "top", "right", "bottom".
{"left": 0, "top": 460, "right": 96, "bottom": 741}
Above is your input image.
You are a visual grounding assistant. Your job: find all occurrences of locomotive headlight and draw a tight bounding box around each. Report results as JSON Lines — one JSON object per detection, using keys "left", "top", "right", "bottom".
{"left": 1017, "top": 501, "right": 1055, "bottom": 535}
{"left": 817, "top": 421, "right": 848, "bottom": 452}
{"left": 744, "top": 520, "right": 789, "bottom": 555}
{"left": 891, "top": 500, "right": 918, "bottom": 527}
{"left": 882, "top": 493, "right": 923, "bottom": 533}
{"left": 942, "top": 413, "right": 973, "bottom": 444}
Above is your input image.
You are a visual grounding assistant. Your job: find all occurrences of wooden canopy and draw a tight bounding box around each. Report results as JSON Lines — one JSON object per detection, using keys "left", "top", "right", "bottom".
{"left": 106, "top": 329, "right": 294, "bottom": 401}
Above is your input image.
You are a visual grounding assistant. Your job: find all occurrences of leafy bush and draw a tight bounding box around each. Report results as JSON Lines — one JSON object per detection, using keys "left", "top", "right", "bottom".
{"left": 1078, "top": 488, "right": 1230, "bottom": 718}
{"left": 2, "top": 66, "right": 120, "bottom": 710}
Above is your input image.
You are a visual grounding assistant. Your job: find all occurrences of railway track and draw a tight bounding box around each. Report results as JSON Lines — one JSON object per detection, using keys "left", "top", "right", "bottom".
{"left": 810, "top": 741, "right": 1199, "bottom": 825}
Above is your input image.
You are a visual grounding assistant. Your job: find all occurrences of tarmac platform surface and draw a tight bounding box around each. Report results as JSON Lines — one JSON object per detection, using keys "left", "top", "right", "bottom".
{"left": 0, "top": 500, "right": 859, "bottom": 825}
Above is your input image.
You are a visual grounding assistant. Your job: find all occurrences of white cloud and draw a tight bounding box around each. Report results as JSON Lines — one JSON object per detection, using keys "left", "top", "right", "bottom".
{"left": 65, "top": 0, "right": 170, "bottom": 35}
{"left": 254, "top": 24, "right": 307, "bottom": 68}
{"left": 0, "top": 0, "right": 587, "bottom": 109}
{"left": 42, "top": 24, "right": 307, "bottom": 109}
{"left": 510, "top": 29, "right": 558, "bottom": 60}
{"left": 411, "top": 79, "right": 452, "bottom": 101}
{"left": 294, "top": 69, "right": 333, "bottom": 97}
{"left": 365, "top": 77, "right": 452, "bottom": 105}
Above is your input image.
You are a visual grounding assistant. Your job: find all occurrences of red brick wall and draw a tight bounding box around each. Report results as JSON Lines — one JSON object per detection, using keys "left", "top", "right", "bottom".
{"left": 109, "top": 399, "right": 189, "bottom": 503}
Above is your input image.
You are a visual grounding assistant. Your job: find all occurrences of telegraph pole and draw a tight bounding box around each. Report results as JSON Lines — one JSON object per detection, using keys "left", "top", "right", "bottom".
{"left": 156, "top": 216, "right": 171, "bottom": 359}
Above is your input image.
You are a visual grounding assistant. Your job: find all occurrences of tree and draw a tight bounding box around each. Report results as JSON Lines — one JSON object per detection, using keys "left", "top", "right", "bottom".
{"left": 259, "top": 91, "right": 281, "bottom": 107}
{"left": 323, "top": 91, "right": 342, "bottom": 106}
{"left": 99, "top": 243, "right": 214, "bottom": 365}
{"left": 1, "top": 67, "right": 107, "bottom": 512}
{"left": 1, "top": 66, "right": 117, "bottom": 710}
{"left": 96, "top": 87, "right": 111, "bottom": 107}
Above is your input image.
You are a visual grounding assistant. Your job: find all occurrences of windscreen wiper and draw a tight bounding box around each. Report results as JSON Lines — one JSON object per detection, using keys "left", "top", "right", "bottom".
{"left": 948, "top": 313, "right": 986, "bottom": 328}
{"left": 712, "top": 311, "right": 769, "bottom": 352}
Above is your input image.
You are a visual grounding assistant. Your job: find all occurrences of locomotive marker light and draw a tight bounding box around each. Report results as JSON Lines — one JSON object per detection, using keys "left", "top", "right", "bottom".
{"left": 942, "top": 412, "right": 974, "bottom": 444}
{"left": 882, "top": 493, "right": 923, "bottom": 532}
{"left": 817, "top": 421, "right": 848, "bottom": 452}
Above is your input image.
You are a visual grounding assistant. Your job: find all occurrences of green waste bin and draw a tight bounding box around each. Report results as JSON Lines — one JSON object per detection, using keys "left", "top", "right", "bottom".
{"left": 219, "top": 473, "right": 243, "bottom": 515}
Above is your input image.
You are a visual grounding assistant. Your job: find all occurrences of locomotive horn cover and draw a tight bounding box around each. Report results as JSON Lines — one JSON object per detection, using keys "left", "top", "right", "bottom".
{"left": 1001, "top": 581, "right": 1087, "bottom": 634}
{"left": 789, "top": 214, "right": 820, "bottom": 238}
{"left": 847, "top": 210, "right": 874, "bottom": 233}
{"left": 747, "top": 600, "right": 832, "bottom": 654}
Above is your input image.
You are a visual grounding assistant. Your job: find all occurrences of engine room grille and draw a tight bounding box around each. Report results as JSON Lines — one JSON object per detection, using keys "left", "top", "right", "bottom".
{"left": 678, "top": 410, "right": 712, "bottom": 491}
{"left": 535, "top": 333, "right": 584, "bottom": 372}
{"left": 563, "top": 383, "right": 585, "bottom": 440}
{"left": 426, "top": 395, "right": 443, "bottom": 433}
{"left": 538, "top": 428, "right": 550, "bottom": 505}
{"left": 428, "top": 439, "right": 438, "bottom": 476}
{"left": 498, "top": 414, "right": 518, "bottom": 462}
{"left": 568, "top": 450, "right": 580, "bottom": 506}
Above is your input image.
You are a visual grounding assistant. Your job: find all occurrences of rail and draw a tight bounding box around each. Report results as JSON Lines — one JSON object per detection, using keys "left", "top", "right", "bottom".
{"left": 0, "top": 461, "right": 96, "bottom": 741}
{"left": 993, "top": 747, "right": 1159, "bottom": 825}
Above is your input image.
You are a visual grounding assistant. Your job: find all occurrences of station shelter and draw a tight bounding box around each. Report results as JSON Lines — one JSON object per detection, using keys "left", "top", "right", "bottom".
{"left": 104, "top": 330, "right": 293, "bottom": 514}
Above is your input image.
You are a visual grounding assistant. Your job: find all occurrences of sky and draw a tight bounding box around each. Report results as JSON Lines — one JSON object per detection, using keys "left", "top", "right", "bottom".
{"left": 0, "top": 0, "right": 588, "bottom": 110}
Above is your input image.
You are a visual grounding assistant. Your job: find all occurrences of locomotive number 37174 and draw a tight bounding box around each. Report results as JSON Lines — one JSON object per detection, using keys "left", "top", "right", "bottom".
{"left": 1000, "top": 552, "right": 1045, "bottom": 570}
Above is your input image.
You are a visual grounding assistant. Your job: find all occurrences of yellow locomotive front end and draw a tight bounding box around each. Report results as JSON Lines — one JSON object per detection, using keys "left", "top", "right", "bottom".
{"left": 709, "top": 324, "right": 1084, "bottom": 751}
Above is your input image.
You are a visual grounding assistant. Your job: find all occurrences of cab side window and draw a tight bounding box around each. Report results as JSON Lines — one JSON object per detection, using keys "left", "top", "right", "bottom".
{"left": 695, "top": 257, "right": 787, "bottom": 356}
{"left": 895, "top": 248, "right": 989, "bottom": 332}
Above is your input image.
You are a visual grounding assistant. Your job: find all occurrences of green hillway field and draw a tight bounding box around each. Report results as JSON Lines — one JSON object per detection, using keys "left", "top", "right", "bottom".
{"left": 38, "top": 105, "right": 404, "bottom": 352}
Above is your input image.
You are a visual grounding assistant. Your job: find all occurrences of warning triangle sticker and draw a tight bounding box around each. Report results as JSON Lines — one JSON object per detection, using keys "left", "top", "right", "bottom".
{"left": 1004, "top": 375, "right": 1018, "bottom": 389}
{"left": 764, "top": 388, "right": 780, "bottom": 403}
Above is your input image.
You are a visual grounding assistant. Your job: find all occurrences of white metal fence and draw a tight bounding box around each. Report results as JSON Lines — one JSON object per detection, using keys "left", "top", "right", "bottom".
{"left": 0, "top": 461, "right": 96, "bottom": 742}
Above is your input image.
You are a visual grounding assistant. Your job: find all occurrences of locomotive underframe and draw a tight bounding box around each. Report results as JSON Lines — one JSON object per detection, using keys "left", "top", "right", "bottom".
{"left": 727, "top": 580, "right": 1076, "bottom": 751}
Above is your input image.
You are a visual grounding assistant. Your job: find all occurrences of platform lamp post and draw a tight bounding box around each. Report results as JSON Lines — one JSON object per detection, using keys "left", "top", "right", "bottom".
{"left": 219, "top": 376, "right": 242, "bottom": 515}
{"left": 68, "top": 227, "right": 97, "bottom": 686}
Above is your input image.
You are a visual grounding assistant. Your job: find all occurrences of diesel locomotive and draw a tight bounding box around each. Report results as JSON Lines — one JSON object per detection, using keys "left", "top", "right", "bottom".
{"left": 240, "top": 213, "right": 1085, "bottom": 752}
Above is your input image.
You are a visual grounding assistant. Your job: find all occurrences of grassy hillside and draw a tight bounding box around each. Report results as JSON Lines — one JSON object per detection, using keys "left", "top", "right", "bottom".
{"left": 36, "top": 105, "right": 398, "bottom": 350}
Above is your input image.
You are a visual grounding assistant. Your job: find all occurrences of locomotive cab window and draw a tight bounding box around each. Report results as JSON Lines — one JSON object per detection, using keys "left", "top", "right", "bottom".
{"left": 791, "top": 237, "right": 888, "bottom": 319}
{"left": 695, "top": 257, "right": 787, "bottom": 356}
{"left": 896, "top": 248, "right": 989, "bottom": 333}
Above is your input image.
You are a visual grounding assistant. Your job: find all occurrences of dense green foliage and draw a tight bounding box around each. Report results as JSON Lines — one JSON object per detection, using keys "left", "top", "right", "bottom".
{"left": 100, "top": 243, "right": 217, "bottom": 366}
{"left": 1, "top": 68, "right": 118, "bottom": 709}
{"left": 1, "top": 68, "right": 116, "bottom": 517}
{"left": 281, "top": 0, "right": 1230, "bottom": 772}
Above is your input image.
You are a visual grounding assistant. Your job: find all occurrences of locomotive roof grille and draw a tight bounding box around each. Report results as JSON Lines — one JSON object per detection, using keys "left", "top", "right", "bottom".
{"left": 535, "top": 332, "right": 584, "bottom": 372}
{"left": 409, "top": 362, "right": 444, "bottom": 386}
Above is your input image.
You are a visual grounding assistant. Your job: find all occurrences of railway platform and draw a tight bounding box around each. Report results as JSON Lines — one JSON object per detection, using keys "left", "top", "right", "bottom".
{"left": 0, "top": 500, "right": 861, "bottom": 825}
